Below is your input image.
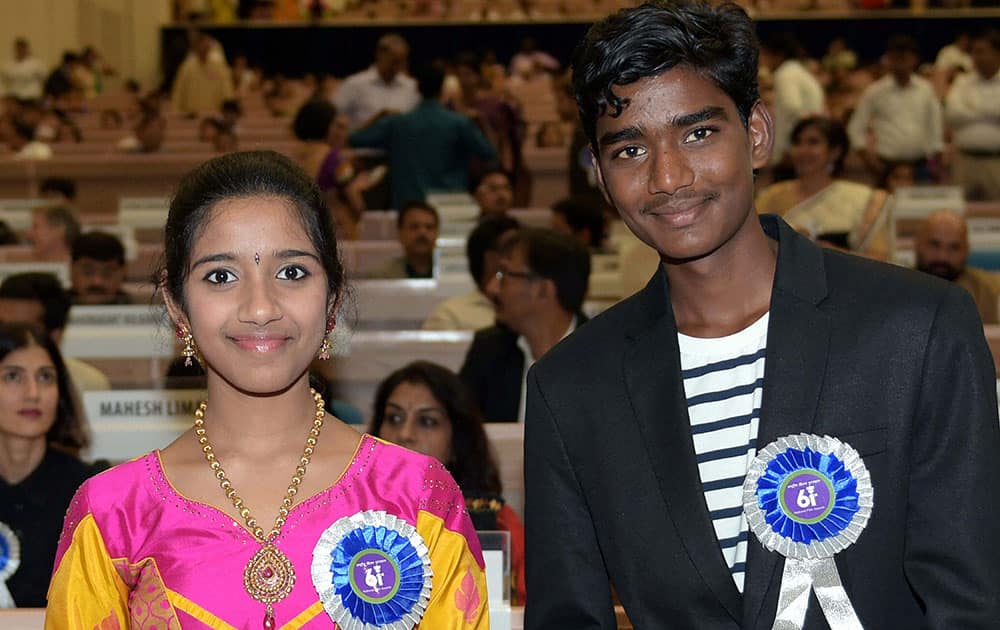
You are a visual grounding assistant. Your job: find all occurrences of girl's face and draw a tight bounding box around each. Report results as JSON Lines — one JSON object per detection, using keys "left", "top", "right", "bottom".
{"left": 169, "top": 196, "right": 330, "bottom": 395}
{"left": 0, "top": 343, "right": 59, "bottom": 444}
{"left": 378, "top": 381, "right": 453, "bottom": 465}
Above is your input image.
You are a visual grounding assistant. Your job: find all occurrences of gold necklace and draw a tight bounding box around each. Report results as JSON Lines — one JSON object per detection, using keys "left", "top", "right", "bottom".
{"left": 194, "top": 388, "right": 325, "bottom": 630}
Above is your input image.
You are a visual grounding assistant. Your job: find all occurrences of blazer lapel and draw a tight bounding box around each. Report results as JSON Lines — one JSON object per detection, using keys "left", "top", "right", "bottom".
{"left": 623, "top": 269, "right": 744, "bottom": 623}
{"left": 744, "top": 216, "right": 833, "bottom": 629}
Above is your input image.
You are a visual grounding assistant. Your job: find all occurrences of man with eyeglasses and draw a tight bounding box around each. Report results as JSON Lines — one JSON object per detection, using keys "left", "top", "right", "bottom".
{"left": 459, "top": 228, "right": 590, "bottom": 422}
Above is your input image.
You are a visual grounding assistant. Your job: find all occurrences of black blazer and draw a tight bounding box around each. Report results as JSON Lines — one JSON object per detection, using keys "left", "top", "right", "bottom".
{"left": 460, "top": 324, "right": 524, "bottom": 422}
{"left": 461, "top": 316, "right": 589, "bottom": 423}
{"left": 524, "top": 216, "right": 1000, "bottom": 629}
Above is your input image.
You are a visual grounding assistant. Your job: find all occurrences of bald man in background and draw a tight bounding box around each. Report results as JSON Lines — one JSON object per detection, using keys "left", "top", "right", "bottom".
{"left": 915, "top": 210, "right": 1000, "bottom": 324}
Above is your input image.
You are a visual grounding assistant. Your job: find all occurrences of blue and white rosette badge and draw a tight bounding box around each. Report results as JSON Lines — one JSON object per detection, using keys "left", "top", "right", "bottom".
{"left": 0, "top": 521, "right": 20, "bottom": 608}
{"left": 311, "top": 510, "right": 432, "bottom": 630}
{"left": 743, "top": 434, "right": 874, "bottom": 630}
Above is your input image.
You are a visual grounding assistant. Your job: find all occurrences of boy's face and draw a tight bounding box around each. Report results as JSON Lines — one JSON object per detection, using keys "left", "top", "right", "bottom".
{"left": 592, "top": 67, "right": 771, "bottom": 264}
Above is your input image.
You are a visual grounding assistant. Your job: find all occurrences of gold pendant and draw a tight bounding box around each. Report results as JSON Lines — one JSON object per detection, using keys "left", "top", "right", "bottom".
{"left": 244, "top": 543, "right": 296, "bottom": 607}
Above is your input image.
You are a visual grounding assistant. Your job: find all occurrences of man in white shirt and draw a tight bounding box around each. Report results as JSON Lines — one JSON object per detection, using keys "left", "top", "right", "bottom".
{"left": 332, "top": 34, "right": 419, "bottom": 131}
{"left": 945, "top": 28, "right": 1000, "bottom": 200}
{"left": 1, "top": 38, "right": 46, "bottom": 100}
{"left": 935, "top": 33, "right": 973, "bottom": 78}
{"left": 171, "top": 32, "right": 233, "bottom": 117}
{"left": 848, "top": 34, "right": 944, "bottom": 180}
{"left": 760, "top": 33, "right": 826, "bottom": 167}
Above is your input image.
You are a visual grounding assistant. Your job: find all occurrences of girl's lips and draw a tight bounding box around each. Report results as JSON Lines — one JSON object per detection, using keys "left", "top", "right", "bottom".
{"left": 18, "top": 409, "right": 42, "bottom": 417}
{"left": 231, "top": 336, "right": 289, "bottom": 352}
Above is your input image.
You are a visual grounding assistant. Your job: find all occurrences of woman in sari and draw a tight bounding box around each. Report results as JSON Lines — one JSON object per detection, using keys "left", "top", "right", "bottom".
{"left": 756, "top": 116, "right": 890, "bottom": 259}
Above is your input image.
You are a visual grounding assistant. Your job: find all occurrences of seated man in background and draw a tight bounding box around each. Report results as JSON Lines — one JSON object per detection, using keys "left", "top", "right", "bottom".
{"left": 0, "top": 272, "right": 110, "bottom": 396}
{"left": 424, "top": 214, "right": 520, "bottom": 330}
{"left": 550, "top": 195, "right": 609, "bottom": 252}
{"left": 915, "top": 209, "right": 1000, "bottom": 324}
{"left": 460, "top": 228, "right": 590, "bottom": 422}
{"left": 370, "top": 201, "right": 439, "bottom": 279}
{"left": 472, "top": 168, "right": 514, "bottom": 218}
{"left": 28, "top": 205, "right": 79, "bottom": 263}
{"left": 70, "top": 231, "right": 132, "bottom": 305}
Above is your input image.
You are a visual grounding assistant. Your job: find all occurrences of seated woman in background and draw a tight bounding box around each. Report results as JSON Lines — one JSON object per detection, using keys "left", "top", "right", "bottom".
{"left": 756, "top": 116, "right": 890, "bottom": 259}
{"left": 371, "top": 360, "right": 526, "bottom": 604}
{"left": 291, "top": 99, "right": 374, "bottom": 240}
{"left": 0, "top": 322, "right": 100, "bottom": 607}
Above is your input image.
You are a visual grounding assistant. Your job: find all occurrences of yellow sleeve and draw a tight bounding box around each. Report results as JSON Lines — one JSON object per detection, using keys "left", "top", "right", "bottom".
{"left": 416, "top": 511, "right": 490, "bottom": 629}
{"left": 45, "top": 514, "right": 129, "bottom": 630}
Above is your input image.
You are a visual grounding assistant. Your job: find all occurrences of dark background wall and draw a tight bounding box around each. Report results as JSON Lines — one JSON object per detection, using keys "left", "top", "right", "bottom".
{"left": 161, "top": 14, "right": 997, "bottom": 89}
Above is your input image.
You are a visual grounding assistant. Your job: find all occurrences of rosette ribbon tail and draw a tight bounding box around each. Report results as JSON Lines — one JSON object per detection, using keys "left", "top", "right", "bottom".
{"left": 772, "top": 558, "right": 863, "bottom": 630}
{"left": 0, "top": 582, "right": 14, "bottom": 608}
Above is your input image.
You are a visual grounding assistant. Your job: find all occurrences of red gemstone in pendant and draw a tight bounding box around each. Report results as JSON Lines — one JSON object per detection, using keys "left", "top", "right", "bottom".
{"left": 263, "top": 612, "right": 275, "bottom": 630}
{"left": 262, "top": 567, "right": 274, "bottom": 579}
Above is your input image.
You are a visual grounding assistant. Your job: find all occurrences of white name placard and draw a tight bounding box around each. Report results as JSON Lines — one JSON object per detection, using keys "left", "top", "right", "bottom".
{"left": 118, "top": 197, "right": 170, "bottom": 228}
{"left": 0, "top": 261, "right": 69, "bottom": 287}
{"left": 435, "top": 237, "right": 468, "bottom": 277}
{"left": 0, "top": 198, "right": 49, "bottom": 230}
{"left": 892, "top": 186, "right": 965, "bottom": 219}
{"left": 84, "top": 389, "right": 204, "bottom": 461}
{"left": 63, "top": 305, "right": 173, "bottom": 358}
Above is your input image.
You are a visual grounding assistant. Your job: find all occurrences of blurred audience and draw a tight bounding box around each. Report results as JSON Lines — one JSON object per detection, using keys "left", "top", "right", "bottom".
{"left": 370, "top": 360, "right": 526, "bottom": 604}
{"left": 39, "top": 177, "right": 76, "bottom": 203}
{"left": 424, "top": 214, "right": 520, "bottom": 330}
{"left": 509, "top": 37, "right": 559, "bottom": 80}
{"left": 848, "top": 34, "right": 944, "bottom": 181}
{"left": 534, "top": 121, "right": 566, "bottom": 148}
{"left": 171, "top": 32, "right": 234, "bottom": 117}
{"left": 0, "top": 273, "right": 111, "bottom": 395}
{"left": 451, "top": 52, "right": 530, "bottom": 205}
{"left": 760, "top": 32, "right": 826, "bottom": 172}
{"left": 460, "top": 228, "right": 590, "bottom": 422}
{"left": 292, "top": 98, "right": 370, "bottom": 238}
{"left": 1, "top": 38, "right": 46, "bottom": 100}
{"left": 550, "top": 196, "right": 609, "bottom": 252}
{"left": 945, "top": 28, "right": 1000, "bottom": 201}
{"left": 915, "top": 210, "right": 1000, "bottom": 324}
{"left": 756, "top": 117, "right": 890, "bottom": 259}
{"left": 349, "top": 62, "right": 496, "bottom": 210}
{"left": 27, "top": 205, "right": 79, "bottom": 263}
{"left": 0, "top": 116, "right": 52, "bottom": 160}
{"left": 935, "top": 32, "right": 974, "bottom": 80}
{"left": 333, "top": 33, "right": 419, "bottom": 131}
{"left": 0, "top": 322, "right": 102, "bottom": 607}
{"left": 371, "top": 201, "right": 439, "bottom": 279}
{"left": 472, "top": 168, "right": 514, "bottom": 218}
{"left": 69, "top": 232, "right": 131, "bottom": 305}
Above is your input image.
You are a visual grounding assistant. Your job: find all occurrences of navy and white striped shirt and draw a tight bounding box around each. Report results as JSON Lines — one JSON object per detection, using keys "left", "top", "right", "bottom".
{"left": 678, "top": 313, "right": 768, "bottom": 593}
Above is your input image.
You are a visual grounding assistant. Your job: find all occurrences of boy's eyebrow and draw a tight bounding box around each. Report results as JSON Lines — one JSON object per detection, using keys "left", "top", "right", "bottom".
{"left": 670, "top": 106, "right": 727, "bottom": 128}
{"left": 599, "top": 126, "right": 643, "bottom": 148}
{"left": 598, "top": 106, "right": 727, "bottom": 148}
